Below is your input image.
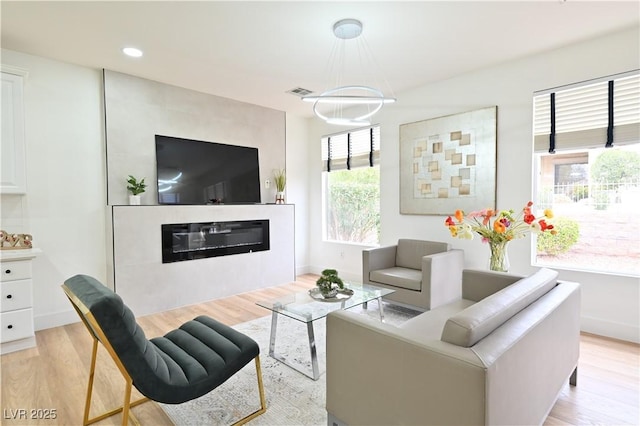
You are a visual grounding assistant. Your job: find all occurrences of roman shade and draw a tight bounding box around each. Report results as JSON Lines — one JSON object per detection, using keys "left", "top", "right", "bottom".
{"left": 534, "top": 71, "right": 640, "bottom": 153}
{"left": 322, "top": 125, "right": 380, "bottom": 171}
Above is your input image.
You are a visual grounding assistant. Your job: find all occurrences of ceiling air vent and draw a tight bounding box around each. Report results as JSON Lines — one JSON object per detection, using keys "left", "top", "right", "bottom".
{"left": 287, "top": 87, "right": 314, "bottom": 97}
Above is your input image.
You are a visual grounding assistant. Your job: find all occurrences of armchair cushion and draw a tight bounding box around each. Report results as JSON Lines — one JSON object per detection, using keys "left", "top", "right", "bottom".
{"left": 369, "top": 267, "right": 422, "bottom": 291}
{"left": 395, "top": 239, "right": 450, "bottom": 270}
{"left": 441, "top": 268, "right": 559, "bottom": 347}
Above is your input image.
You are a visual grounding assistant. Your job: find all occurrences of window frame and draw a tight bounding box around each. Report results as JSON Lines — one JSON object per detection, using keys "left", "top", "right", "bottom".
{"left": 321, "top": 125, "right": 381, "bottom": 246}
{"left": 531, "top": 71, "right": 639, "bottom": 277}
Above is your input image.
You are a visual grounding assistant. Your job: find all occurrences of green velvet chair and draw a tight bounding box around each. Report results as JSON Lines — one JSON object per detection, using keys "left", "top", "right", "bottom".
{"left": 62, "top": 274, "right": 266, "bottom": 426}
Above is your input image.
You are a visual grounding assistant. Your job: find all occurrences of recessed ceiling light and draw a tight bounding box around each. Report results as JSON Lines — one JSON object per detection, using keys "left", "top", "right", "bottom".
{"left": 122, "top": 47, "right": 143, "bottom": 58}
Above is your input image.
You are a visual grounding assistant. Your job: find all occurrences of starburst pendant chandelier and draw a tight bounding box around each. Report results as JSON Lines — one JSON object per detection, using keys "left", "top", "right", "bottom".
{"left": 303, "top": 18, "right": 396, "bottom": 126}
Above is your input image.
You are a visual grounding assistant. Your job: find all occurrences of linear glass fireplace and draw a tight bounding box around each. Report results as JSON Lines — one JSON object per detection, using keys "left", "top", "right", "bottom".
{"left": 161, "top": 220, "right": 270, "bottom": 263}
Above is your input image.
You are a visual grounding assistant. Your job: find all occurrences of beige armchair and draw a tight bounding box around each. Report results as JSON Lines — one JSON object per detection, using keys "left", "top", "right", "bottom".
{"left": 363, "top": 239, "right": 464, "bottom": 310}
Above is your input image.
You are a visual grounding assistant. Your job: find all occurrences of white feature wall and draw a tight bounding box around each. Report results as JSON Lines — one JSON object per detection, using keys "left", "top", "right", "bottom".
{"left": 102, "top": 70, "right": 297, "bottom": 316}
{"left": 109, "top": 204, "right": 295, "bottom": 317}
{"left": 103, "top": 70, "right": 286, "bottom": 206}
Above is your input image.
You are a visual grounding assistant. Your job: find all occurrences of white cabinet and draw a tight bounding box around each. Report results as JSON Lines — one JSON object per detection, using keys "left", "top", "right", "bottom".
{"left": 0, "top": 249, "right": 40, "bottom": 354}
{"left": 1, "top": 67, "right": 28, "bottom": 194}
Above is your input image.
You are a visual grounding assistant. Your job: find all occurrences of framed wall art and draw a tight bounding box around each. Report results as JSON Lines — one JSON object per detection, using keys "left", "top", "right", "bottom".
{"left": 399, "top": 106, "right": 497, "bottom": 215}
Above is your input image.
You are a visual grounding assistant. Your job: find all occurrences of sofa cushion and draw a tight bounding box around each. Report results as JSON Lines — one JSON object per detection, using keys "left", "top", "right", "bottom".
{"left": 441, "top": 268, "right": 559, "bottom": 347}
{"left": 370, "top": 267, "right": 422, "bottom": 291}
{"left": 395, "top": 239, "right": 450, "bottom": 270}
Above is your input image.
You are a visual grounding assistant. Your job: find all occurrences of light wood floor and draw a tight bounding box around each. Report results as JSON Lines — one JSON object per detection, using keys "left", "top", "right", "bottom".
{"left": 1, "top": 274, "right": 638, "bottom": 425}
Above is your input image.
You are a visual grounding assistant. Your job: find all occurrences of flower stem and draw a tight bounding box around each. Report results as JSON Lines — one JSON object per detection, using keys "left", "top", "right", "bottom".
{"left": 489, "top": 240, "right": 509, "bottom": 272}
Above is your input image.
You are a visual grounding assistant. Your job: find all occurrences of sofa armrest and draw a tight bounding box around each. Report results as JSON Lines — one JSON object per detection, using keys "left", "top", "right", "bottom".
{"left": 362, "top": 245, "right": 397, "bottom": 284}
{"left": 470, "top": 281, "right": 581, "bottom": 425}
{"left": 461, "top": 269, "right": 524, "bottom": 302}
{"left": 422, "top": 249, "right": 464, "bottom": 309}
{"left": 326, "top": 310, "right": 486, "bottom": 426}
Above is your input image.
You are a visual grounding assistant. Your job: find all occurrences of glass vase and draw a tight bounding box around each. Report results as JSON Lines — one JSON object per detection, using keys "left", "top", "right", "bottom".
{"left": 488, "top": 240, "right": 510, "bottom": 272}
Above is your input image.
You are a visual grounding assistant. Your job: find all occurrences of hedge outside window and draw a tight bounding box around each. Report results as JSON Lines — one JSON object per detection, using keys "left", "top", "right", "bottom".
{"left": 322, "top": 126, "right": 380, "bottom": 244}
{"left": 533, "top": 71, "right": 639, "bottom": 276}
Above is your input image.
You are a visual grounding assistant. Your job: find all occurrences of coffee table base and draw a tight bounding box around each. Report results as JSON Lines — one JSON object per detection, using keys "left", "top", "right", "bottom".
{"left": 268, "top": 311, "right": 320, "bottom": 380}
{"left": 267, "top": 297, "right": 386, "bottom": 380}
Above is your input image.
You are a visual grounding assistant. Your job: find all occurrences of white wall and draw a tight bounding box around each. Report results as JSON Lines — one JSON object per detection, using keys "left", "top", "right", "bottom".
{"left": 285, "top": 114, "right": 311, "bottom": 275}
{"left": 0, "top": 49, "right": 106, "bottom": 330}
{"left": 307, "top": 26, "right": 640, "bottom": 343}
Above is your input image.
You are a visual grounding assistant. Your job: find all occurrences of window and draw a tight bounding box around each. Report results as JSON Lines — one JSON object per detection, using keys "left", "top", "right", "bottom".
{"left": 533, "top": 72, "right": 640, "bottom": 276}
{"left": 322, "top": 126, "right": 380, "bottom": 244}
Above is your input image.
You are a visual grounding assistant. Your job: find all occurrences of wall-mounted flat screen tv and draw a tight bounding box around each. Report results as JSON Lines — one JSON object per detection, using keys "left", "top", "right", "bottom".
{"left": 155, "top": 135, "right": 261, "bottom": 205}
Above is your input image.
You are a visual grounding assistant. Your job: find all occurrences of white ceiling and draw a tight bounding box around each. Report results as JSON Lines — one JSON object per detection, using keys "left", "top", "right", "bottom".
{"left": 1, "top": 1, "right": 639, "bottom": 118}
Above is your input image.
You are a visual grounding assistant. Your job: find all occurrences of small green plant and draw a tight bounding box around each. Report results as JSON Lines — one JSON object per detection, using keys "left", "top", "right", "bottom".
{"left": 274, "top": 169, "right": 286, "bottom": 192}
{"left": 537, "top": 217, "right": 580, "bottom": 255}
{"left": 316, "top": 268, "right": 344, "bottom": 294}
{"left": 126, "top": 175, "right": 147, "bottom": 195}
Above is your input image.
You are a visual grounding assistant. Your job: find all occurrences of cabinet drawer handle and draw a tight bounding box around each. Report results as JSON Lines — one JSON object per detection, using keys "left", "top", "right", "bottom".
{"left": 7, "top": 325, "right": 13, "bottom": 329}
{"left": 6, "top": 294, "right": 12, "bottom": 299}
{"left": 4, "top": 269, "right": 11, "bottom": 274}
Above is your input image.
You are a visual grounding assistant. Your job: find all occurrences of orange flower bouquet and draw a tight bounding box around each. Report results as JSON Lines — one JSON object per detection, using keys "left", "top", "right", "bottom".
{"left": 444, "top": 201, "right": 556, "bottom": 272}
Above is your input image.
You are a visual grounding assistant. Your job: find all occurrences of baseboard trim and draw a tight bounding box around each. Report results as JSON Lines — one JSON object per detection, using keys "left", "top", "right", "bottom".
{"left": 581, "top": 315, "right": 639, "bottom": 344}
{"left": 34, "top": 309, "right": 79, "bottom": 331}
{"left": 1, "top": 336, "right": 36, "bottom": 355}
{"left": 296, "top": 265, "right": 311, "bottom": 276}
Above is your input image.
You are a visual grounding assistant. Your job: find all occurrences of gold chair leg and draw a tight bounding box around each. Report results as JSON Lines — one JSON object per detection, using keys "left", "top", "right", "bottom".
{"left": 231, "top": 356, "right": 267, "bottom": 425}
{"left": 121, "top": 379, "right": 133, "bottom": 426}
{"left": 81, "top": 337, "right": 150, "bottom": 426}
{"left": 83, "top": 339, "right": 99, "bottom": 425}
{"left": 84, "top": 396, "right": 148, "bottom": 426}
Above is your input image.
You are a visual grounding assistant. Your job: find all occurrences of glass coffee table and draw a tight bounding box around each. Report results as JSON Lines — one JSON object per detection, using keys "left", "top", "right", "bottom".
{"left": 256, "top": 282, "right": 394, "bottom": 380}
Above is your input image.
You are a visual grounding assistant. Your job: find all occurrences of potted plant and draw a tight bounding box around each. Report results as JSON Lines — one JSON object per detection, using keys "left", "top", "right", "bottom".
{"left": 126, "top": 175, "right": 147, "bottom": 205}
{"left": 315, "top": 268, "right": 345, "bottom": 298}
{"left": 274, "top": 169, "right": 286, "bottom": 204}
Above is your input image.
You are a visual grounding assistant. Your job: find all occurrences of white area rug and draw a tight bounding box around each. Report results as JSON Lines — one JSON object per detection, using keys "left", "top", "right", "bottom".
{"left": 160, "top": 302, "right": 419, "bottom": 425}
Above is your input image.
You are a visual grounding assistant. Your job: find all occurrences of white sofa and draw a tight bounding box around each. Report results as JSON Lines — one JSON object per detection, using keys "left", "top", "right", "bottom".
{"left": 326, "top": 268, "right": 581, "bottom": 426}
